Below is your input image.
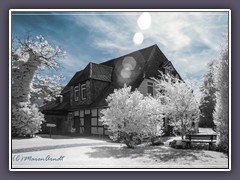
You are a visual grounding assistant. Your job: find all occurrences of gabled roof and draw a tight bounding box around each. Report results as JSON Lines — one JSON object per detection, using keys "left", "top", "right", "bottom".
{"left": 46, "top": 44, "right": 180, "bottom": 111}
{"left": 91, "top": 44, "right": 171, "bottom": 107}
{"left": 66, "top": 62, "right": 113, "bottom": 86}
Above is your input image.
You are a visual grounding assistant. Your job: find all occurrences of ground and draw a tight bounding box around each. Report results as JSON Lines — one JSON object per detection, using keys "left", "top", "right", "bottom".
{"left": 11, "top": 134, "right": 228, "bottom": 169}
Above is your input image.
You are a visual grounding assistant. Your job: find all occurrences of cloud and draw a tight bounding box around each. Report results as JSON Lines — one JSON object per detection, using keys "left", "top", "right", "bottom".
{"left": 71, "top": 11, "right": 228, "bottom": 82}
{"left": 57, "top": 53, "right": 91, "bottom": 82}
{"left": 72, "top": 13, "right": 140, "bottom": 55}
{"left": 12, "top": 11, "right": 228, "bottom": 84}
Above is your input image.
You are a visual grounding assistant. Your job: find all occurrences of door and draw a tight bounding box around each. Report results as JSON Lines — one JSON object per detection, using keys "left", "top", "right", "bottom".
{"left": 84, "top": 114, "right": 91, "bottom": 135}
{"left": 74, "top": 116, "right": 80, "bottom": 133}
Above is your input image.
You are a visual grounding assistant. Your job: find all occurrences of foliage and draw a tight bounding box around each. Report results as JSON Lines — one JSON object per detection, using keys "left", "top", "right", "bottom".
{"left": 11, "top": 34, "right": 65, "bottom": 136}
{"left": 153, "top": 72, "right": 200, "bottom": 139}
{"left": 213, "top": 39, "right": 229, "bottom": 153}
{"left": 199, "top": 61, "right": 217, "bottom": 128}
{"left": 100, "top": 86, "right": 165, "bottom": 148}
{"left": 12, "top": 102, "right": 44, "bottom": 137}
{"left": 31, "top": 74, "right": 65, "bottom": 106}
{"left": 12, "top": 34, "right": 64, "bottom": 104}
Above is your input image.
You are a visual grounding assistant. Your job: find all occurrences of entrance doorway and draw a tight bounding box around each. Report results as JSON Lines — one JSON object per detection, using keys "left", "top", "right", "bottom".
{"left": 74, "top": 116, "right": 80, "bottom": 133}
{"left": 84, "top": 114, "right": 91, "bottom": 135}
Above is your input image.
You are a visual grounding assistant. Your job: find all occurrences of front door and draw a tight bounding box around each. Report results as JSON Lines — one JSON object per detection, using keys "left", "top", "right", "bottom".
{"left": 74, "top": 116, "right": 80, "bottom": 133}
{"left": 84, "top": 114, "right": 91, "bottom": 135}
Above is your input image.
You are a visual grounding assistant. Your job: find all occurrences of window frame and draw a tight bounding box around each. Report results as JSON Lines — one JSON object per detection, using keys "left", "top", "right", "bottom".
{"left": 147, "top": 81, "right": 154, "bottom": 96}
{"left": 74, "top": 86, "right": 79, "bottom": 101}
{"left": 81, "top": 84, "right": 86, "bottom": 100}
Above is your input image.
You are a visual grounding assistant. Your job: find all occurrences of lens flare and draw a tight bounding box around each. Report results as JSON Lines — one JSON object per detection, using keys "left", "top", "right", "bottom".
{"left": 133, "top": 32, "right": 144, "bottom": 45}
{"left": 122, "top": 56, "right": 137, "bottom": 71}
{"left": 137, "top": 12, "right": 151, "bottom": 30}
{"left": 120, "top": 69, "right": 131, "bottom": 79}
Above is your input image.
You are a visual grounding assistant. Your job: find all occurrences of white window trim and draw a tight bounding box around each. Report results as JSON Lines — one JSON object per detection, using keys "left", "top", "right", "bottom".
{"left": 74, "top": 86, "right": 79, "bottom": 101}
{"left": 81, "top": 84, "right": 86, "bottom": 100}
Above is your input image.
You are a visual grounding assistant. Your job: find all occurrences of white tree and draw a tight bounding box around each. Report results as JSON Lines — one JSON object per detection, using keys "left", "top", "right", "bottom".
{"left": 213, "top": 39, "right": 229, "bottom": 153}
{"left": 11, "top": 34, "right": 65, "bottom": 136}
{"left": 31, "top": 74, "right": 65, "bottom": 106}
{"left": 12, "top": 103, "right": 44, "bottom": 137}
{"left": 153, "top": 73, "right": 200, "bottom": 139}
{"left": 12, "top": 34, "right": 64, "bottom": 104}
{"left": 100, "top": 85, "right": 165, "bottom": 148}
{"left": 142, "top": 96, "right": 165, "bottom": 139}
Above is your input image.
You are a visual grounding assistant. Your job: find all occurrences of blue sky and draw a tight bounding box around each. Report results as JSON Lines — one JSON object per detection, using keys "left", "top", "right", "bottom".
{"left": 11, "top": 11, "right": 229, "bottom": 85}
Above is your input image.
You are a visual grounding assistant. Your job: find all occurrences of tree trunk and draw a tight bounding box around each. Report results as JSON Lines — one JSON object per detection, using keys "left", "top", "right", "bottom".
{"left": 12, "top": 52, "right": 41, "bottom": 104}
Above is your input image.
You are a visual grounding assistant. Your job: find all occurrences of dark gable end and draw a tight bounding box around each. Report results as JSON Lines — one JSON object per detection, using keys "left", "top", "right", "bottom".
{"left": 144, "top": 44, "right": 169, "bottom": 79}
{"left": 91, "top": 44, "right": 171, "bottom": 107}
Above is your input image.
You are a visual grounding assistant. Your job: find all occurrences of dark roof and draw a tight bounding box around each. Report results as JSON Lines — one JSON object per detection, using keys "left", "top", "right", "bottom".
{"left": 67, "top": 62, "right": 113, "bottom": 86}
{"left": 41, "top": 101, "right": 70, "bottom": 114}
{"left": 45, "top": 44, "right": 179, "bottom": 111}
{"left": 91, "top": 63, "right": 112, "bottom": 82}
{"left": 91, "top": 44, "right": 170, "bottom": 107}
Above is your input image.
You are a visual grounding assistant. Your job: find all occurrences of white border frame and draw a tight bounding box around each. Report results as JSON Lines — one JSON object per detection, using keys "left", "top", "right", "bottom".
{"left": 9, "top": 9, "right": 231, "bottom": 171}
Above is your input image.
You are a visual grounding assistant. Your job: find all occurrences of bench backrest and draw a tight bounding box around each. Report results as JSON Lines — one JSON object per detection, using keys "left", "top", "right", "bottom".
{"left": 185, "top": 134, "right": 217, "bottom": 141}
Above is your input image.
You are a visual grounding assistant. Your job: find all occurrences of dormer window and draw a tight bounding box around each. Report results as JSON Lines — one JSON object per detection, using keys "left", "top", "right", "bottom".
{"left": 81, "top": 84, "right": 86, "bottom": 100}
{"left": 74, "top": 86, "right": 79, "bottom": 101}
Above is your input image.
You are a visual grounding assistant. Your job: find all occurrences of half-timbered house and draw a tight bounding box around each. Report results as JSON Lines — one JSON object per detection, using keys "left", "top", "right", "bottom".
{"left": 41, "top": 44, "right": 184, "bottom": 136}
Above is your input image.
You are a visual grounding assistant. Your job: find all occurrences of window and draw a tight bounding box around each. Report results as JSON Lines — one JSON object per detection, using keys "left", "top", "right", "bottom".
{"left": 81, "top": 84, "right": 86, "bottom": 100}
{"left": 74, "top": 86, "right": 79, "bottom": 101}
{"left": 60, "top": 95, "right": 63, "bottom": 103}
{"left": 147, "top": 82, "right": 154, "bottom": 96}
{"left": 68, "top": 113, "right": 73, "bottom": 121}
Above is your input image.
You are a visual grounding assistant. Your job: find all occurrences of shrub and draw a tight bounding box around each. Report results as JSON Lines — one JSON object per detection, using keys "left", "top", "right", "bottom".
{"left": 12, "top": 103, "right": 44, "bottom": 137}
{"left": 100, "top": 86, "right": 164, "bottom": 148}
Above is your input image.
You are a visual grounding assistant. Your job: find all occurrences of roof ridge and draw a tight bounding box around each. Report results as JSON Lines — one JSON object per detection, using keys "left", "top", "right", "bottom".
{"left": 92, "top": 61, "right": 113, "bottom": 69}
{"left": 147, "top": 44, "right": 157, "bottom": 62}
{"left": 101, "top": 44, "right": 158, "bottom": 65}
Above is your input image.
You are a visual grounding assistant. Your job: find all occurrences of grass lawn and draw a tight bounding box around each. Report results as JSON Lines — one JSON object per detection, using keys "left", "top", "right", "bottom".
{"left": 11, "top": 134, "right": 228, "bottom": 169}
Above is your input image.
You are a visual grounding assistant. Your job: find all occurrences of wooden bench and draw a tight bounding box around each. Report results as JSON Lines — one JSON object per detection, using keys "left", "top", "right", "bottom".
{"left": 183, "top": 134, "right": 217, "bottom": 150}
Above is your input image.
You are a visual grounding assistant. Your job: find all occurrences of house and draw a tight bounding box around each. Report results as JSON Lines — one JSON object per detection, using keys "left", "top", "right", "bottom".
{"left": 41, "top": 44, "right": 183, "bottom": 136}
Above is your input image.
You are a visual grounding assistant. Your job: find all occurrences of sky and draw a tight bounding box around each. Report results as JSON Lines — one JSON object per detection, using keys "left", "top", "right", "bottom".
{"left": 11, "top": 10, "right": 229, "bottom": 85}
